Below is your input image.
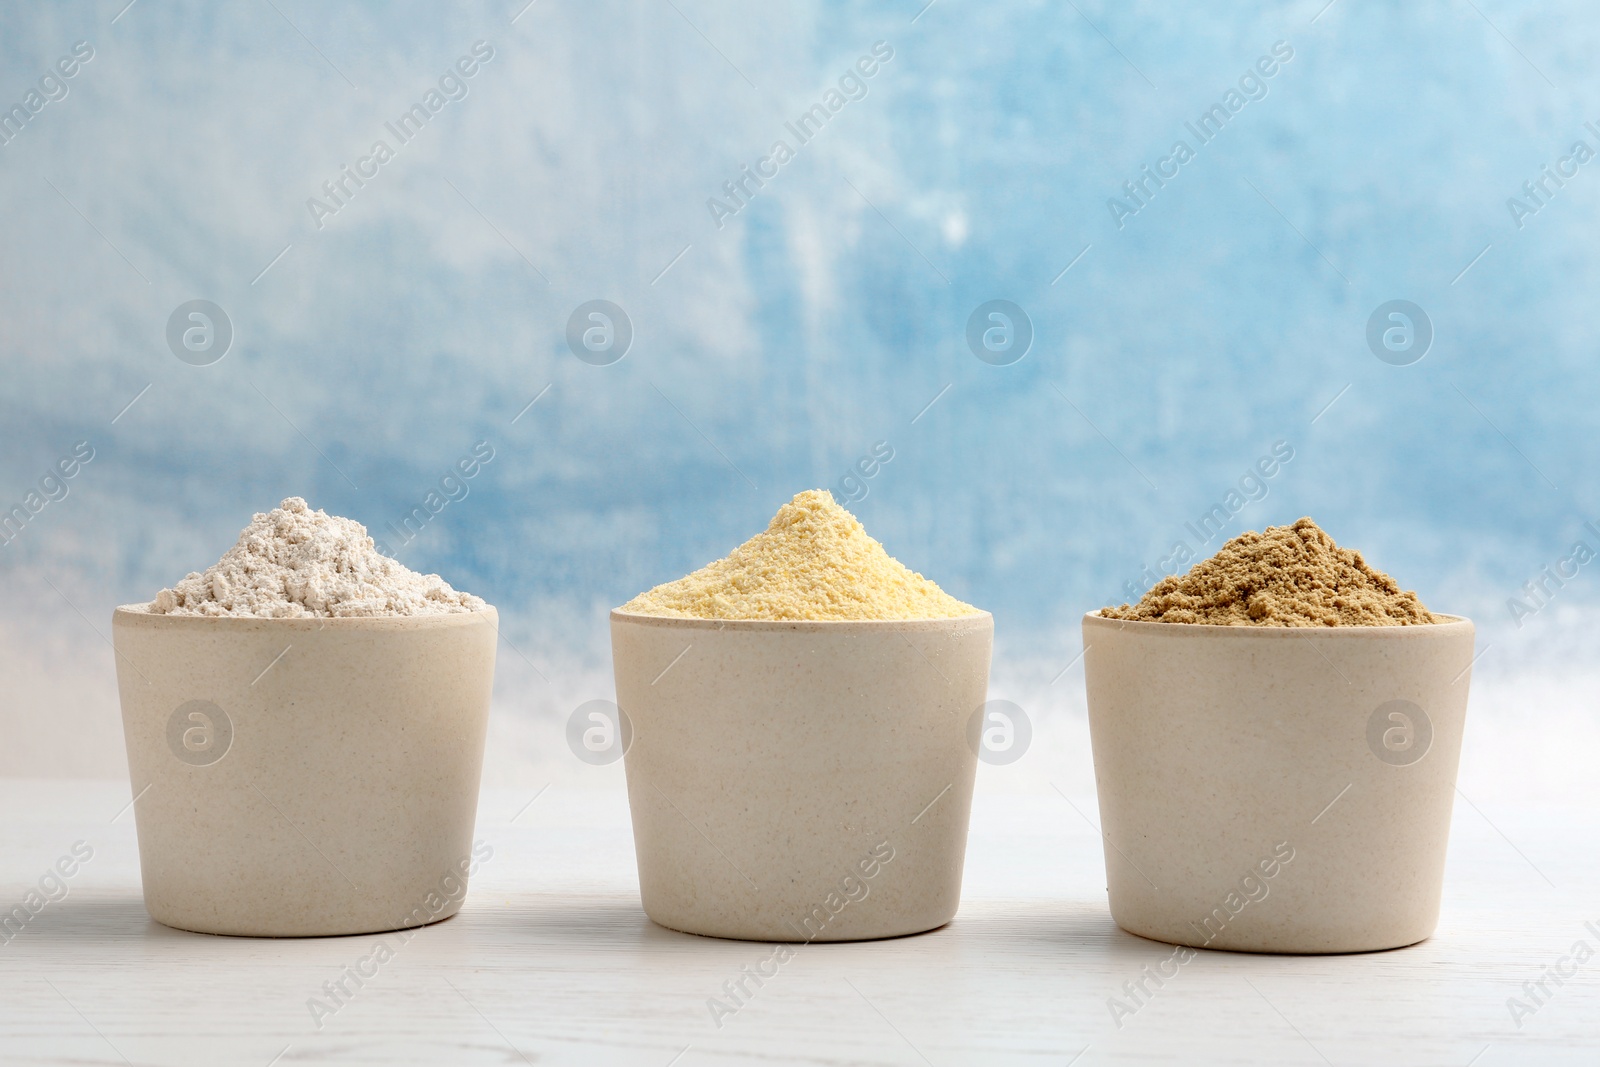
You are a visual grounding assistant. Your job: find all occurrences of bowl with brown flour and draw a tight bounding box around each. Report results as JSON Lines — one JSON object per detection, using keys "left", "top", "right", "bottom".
{"left": 112, "top": 498, "right": 497, "bottom": 937}
{"left": 1083, "top": 518, "right": 1475, "bottom": 954}
{"left": 611, "top": 490, "right": 992, "bottom": 942}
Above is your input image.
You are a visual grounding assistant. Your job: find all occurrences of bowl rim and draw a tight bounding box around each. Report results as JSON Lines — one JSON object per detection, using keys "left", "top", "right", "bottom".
{"left": 609, "top": 607, "right": 993, "bottom": 632}
{"left": 112, "top": 604, "right": 499, "bottom": 630}
{"left": 1082, "top": 607, "right": 1472, "bottom": 637}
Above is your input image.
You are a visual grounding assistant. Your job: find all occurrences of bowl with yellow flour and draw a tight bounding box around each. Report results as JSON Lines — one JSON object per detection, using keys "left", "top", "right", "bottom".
{"left": 112, "top": 498, "right": 497, "bottom": 937}
{"left": 1085, "top": 518, "right": 1475, "bottom": 954}
{"left": 612, "top": 490, "right": 992, "bottom": 942}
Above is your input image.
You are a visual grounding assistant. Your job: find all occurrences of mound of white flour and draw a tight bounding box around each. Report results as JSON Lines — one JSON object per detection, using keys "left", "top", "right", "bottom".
{"left": 149, "top": 497, "right": 486, "bottom": 618}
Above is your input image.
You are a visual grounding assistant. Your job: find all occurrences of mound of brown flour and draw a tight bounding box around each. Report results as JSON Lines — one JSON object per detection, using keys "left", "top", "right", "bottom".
{"left": 1103, "top": 517, "right": 1439, "bottom": 627}
{"left": 147, "top": 497, "right": 485, "bottom": 618}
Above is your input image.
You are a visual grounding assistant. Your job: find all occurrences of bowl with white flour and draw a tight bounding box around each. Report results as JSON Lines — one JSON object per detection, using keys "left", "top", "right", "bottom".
{"left": 112, "top": 498, "right": 498, "bottom": 937}
{"left": 612, "top": 490, "right": 992, "bottom": 942}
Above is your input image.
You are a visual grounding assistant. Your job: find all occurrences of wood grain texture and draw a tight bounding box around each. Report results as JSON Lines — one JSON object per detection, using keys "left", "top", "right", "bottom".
{"left": 0, "top": 780, "right": 1594, "bottom": 1066}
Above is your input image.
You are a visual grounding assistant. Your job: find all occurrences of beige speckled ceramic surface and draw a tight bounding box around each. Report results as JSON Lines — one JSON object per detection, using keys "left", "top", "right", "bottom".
{"left": 1082, "top": 610, "right": 1476, "bottom": 954}
{"left": 111, "top": 606, "right": 497, "bottom": 937}
{"left": 611, "top": 610, "right": 993, "bottom": 942}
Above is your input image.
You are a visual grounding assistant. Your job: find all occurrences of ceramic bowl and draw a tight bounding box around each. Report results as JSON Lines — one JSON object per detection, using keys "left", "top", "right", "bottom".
{"left": 112, "top": 605, "right": 497, "bottom": 937}
{"left": 611, "top": 610, "right": 993, "bottom": 941}
{"left": 1082, "top": 609, "right": 1475, "bottom": 953}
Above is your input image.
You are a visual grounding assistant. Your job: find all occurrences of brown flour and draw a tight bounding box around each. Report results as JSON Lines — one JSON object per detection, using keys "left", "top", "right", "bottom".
{"left": 1103, "top": 517, "right": 1439, "bottom": 627}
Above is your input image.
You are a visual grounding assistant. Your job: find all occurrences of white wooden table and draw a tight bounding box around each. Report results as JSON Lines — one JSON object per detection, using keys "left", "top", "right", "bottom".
{"left": 0, "top": 773, "right": 1594, "bottom": 1066}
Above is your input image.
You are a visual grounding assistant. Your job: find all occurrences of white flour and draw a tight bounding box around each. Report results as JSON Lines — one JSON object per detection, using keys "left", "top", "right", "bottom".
{"left": 149, "top": 498, "right": 486, "bottom": 618}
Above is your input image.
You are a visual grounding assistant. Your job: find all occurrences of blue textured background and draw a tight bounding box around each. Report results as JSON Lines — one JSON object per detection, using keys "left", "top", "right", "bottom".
{"left": 3, "top": 1, "right": 1597, "bottom": 775}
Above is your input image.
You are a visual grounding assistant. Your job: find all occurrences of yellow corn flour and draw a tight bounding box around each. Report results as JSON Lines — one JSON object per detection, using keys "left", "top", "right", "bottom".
{"left": 619, "top": 490, "right": 981, "bottom": 621}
